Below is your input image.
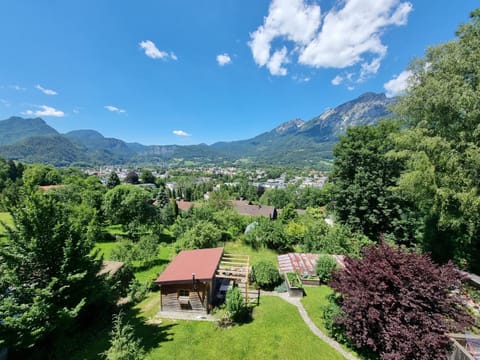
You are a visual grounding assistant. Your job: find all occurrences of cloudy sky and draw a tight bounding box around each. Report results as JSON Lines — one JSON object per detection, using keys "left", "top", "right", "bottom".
{"left": 0, "top": 0, "right": 474, "bottom": 145}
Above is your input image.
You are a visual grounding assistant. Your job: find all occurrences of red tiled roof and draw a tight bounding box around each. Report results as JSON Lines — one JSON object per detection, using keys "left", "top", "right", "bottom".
{"left": 155, "top": 247, "right": 224, "bottom": 284}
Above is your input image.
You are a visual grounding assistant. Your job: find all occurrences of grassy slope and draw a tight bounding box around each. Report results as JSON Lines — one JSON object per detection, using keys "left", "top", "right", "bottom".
{"left": 223, "top": 241, "right": 279, "bottom": 265}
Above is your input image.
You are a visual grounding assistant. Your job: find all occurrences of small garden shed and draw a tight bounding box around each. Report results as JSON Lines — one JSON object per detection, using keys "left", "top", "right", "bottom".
{"left": 155, "top": 247, "right": 224, "bottom": 314}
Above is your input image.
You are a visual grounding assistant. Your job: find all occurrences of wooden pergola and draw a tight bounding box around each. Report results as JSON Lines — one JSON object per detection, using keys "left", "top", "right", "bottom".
{"left": 215, "top": 253, "right": 250, "bottom": 304}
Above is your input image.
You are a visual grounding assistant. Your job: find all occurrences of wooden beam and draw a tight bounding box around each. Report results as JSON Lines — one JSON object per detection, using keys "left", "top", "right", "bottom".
{"left": 216, "top": 274, "right": 247, "bottom": 280}
{"left": 219, "top": 261, "right": 249, "bottom": 266}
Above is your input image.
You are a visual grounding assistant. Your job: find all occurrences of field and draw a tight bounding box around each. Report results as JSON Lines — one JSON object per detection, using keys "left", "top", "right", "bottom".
{"left": 68, "top": 291, "right": 344, "bottom": 360}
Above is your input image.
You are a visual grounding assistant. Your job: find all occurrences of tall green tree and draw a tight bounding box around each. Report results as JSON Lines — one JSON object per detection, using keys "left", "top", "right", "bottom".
{"left": 103, "top": 184, "right": 156, "bottom": 235}
{"left": 0, "top": 191, "right": 105, "bottom": 350}
{"left": 106, "top": 171, "right": 121, "bottom": 189}
{"left": 330, "top": 121, "right": 419, "bottom": 245}
{"left": 392, "top": 9, "right": 480, "bottom": 272}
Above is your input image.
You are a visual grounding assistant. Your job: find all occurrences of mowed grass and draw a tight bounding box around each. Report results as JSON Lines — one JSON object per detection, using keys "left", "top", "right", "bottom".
{"left": 302, "top": 286, "right": 361, "bottom": 359}
{"left": 301, "top": 285, "right": 334, "bottom": 333}
{"left": 224, "top": 240, "right": 279, "bottom": 265}
{"left": 71, "top": 291, "right": 344, "bottom": 360}
{"left": 147, "top": 294, "right": 343, "bottom": 359}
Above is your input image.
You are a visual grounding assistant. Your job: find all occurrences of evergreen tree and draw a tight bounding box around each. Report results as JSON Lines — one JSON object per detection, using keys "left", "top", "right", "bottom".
{"left": 106, "top": 171, "right": 121, "bottom": 189}
{"left": 0, "top": 191, "right": 105, "bottom": 350}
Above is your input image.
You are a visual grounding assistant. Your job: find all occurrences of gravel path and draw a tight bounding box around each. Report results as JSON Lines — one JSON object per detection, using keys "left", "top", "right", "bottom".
{"left": 264, "top": 291, "right": 358, "bottom": 360}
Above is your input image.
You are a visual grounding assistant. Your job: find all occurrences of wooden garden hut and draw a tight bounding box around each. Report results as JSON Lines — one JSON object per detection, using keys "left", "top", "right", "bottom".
{"left": 155, "top": 247, "right": 224, "bottom": 314}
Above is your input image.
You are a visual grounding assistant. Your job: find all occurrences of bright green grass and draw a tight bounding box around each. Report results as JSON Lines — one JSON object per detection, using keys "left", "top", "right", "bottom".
{"left": 134, "top": 245, "right": 175, "bottom": 283}
{"left": 105, "top": 224, "right": 126, "bottom": 235}
{"left": 301, "top": 285, "right": 334, "bottom": 333}
{"left": 224, "top": 241, "right": 278, "bottom": 266}
{"left": 147, "top": 294, "right": 343, "bottom": 360}
{"left": 302, "top": 286, "right": 361, "bottom": 359}
{"left": 94, "top": 241, "right": 175, "bottom": 283}
{"left": 95, "top": 241, "right": 118, "bottom": 259}
{"left": 0, "top": 212, "right": 13, "bottom": 242}
{"left": 69, "top": 291, "right": 344, "bottom": 360}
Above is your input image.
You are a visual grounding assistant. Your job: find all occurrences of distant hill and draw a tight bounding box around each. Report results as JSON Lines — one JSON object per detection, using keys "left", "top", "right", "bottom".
{"left": 0, "top": 92, "right": 393, "bottom": 166}
{"left": 0, "top": 117, "right": 58, "bottom": 145}
{"left": 65, "top": 129, "right": 134, "bottom": 155}
{"left": 0, "top": 134, "right": 86, "bottom": 166}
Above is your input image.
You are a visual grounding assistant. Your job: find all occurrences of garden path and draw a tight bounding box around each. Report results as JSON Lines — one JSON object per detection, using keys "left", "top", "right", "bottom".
{"left": 263, "top": 291, "right": 358, "bottom": 360}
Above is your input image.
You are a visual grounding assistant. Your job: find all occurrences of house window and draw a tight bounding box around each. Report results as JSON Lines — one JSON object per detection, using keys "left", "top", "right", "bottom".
{"left": 178, "top": 289, "right": 189, "bottom": 297}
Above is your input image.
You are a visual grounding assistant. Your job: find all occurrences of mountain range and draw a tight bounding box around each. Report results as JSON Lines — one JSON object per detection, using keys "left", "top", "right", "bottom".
{"left": 0, "top": 92, "right": 393, "bottom": 167}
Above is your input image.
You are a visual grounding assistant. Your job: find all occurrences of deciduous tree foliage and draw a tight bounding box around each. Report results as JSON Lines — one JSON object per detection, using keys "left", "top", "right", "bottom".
{"left": 330, "top": 243, "right": 473, "bottom": 360}
{"left": 392, "top": 9, "right": 480, "bottom": 272}
{"left": 103, "top": 184, "right": 156, "bottom": 233}
{"left": 330, "top": 121, "right": 419, "bottom": 245}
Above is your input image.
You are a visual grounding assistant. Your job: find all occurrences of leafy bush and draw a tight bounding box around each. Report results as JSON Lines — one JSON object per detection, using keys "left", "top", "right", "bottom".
{"left": 128, "top": 279, "right": 150, "bottom": 303}
{"left": 316, "top": 255, "right": 338, "bottom": 283}
{"left": 225, "top": 287, "right": 248, "bottom": 322}
{"left": 251, "top": 260, "right": 281, "bottom": 290}
{"left": 175, "top": 220, "right": 222, "bottom": 251}
{"left": 274, "top": 281, "right": 287, "bottom": 293}
{"left": 102, "top": 312, "right": 145, "bottom": 360}
{"left": 330, "top": 242, "right": 473, "bottom": 359}
{"left": 322, "top": 294, "right": 350, "bottom": 344}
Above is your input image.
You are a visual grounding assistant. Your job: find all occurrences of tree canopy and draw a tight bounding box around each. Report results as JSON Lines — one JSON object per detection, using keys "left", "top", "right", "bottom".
{"left": 330, "top": 243, "right": 473, "bottom": 359}
{"left": 391, "top": 8, "right": 480, "bottom": 271}
{"left": 0, "top": 190, "right": 107, "bottom": 349}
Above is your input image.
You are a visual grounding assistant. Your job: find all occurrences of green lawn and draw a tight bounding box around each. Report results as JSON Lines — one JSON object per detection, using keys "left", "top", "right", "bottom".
{"left": 95, "top": 241, "right": 175, "bottom": 283}
{"left": 70, "top": 291, "right": 344, "bottom": 360}
{"left": 302, "top": 286, "right": 362, "bottom": 359}
{"left": 224, "top": 240, "right": 279, "bottom": 266}
{"left": 301, "top": 285, "right": 334, "bottom": 333}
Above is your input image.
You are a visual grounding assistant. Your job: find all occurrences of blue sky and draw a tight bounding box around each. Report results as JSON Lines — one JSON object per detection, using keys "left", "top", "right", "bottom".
{"left": 0, "top": 1, "right": 475, "bottom": 145}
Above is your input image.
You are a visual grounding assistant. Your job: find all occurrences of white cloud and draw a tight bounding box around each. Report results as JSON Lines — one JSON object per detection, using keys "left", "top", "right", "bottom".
{"left": 216, "top": 53, "right": 232, "bottom": 66}
{"left": 249, "top": 0, "right": 412, "bottom": 79}
{"left": 267, "top": 47, "right": 289, "bottom": 76}
{"left": 0, "top": 99, "right": 10, "bottom": 107}
{"left": 139, "top": 40, "right": 177, "bottom": 60}
{"left": 331, "top": 75, "right": 343, "bottom": 86}
{"left": 249, "top": 0, "right": 321, "bottom": 76}
{"left": 173, "top": 130, "right": 191, "bottom": 137}
{"left": 384, "top": 69, "right": 412, "bottom": 97}
{"left": 104, "top": 105, "right": 126, "bottom": 113}
{"left": 35, "top": 84, "right": 57, "bottom": 95}
{"left": 22, "top": 105, "right": 65, "bottom": 117}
